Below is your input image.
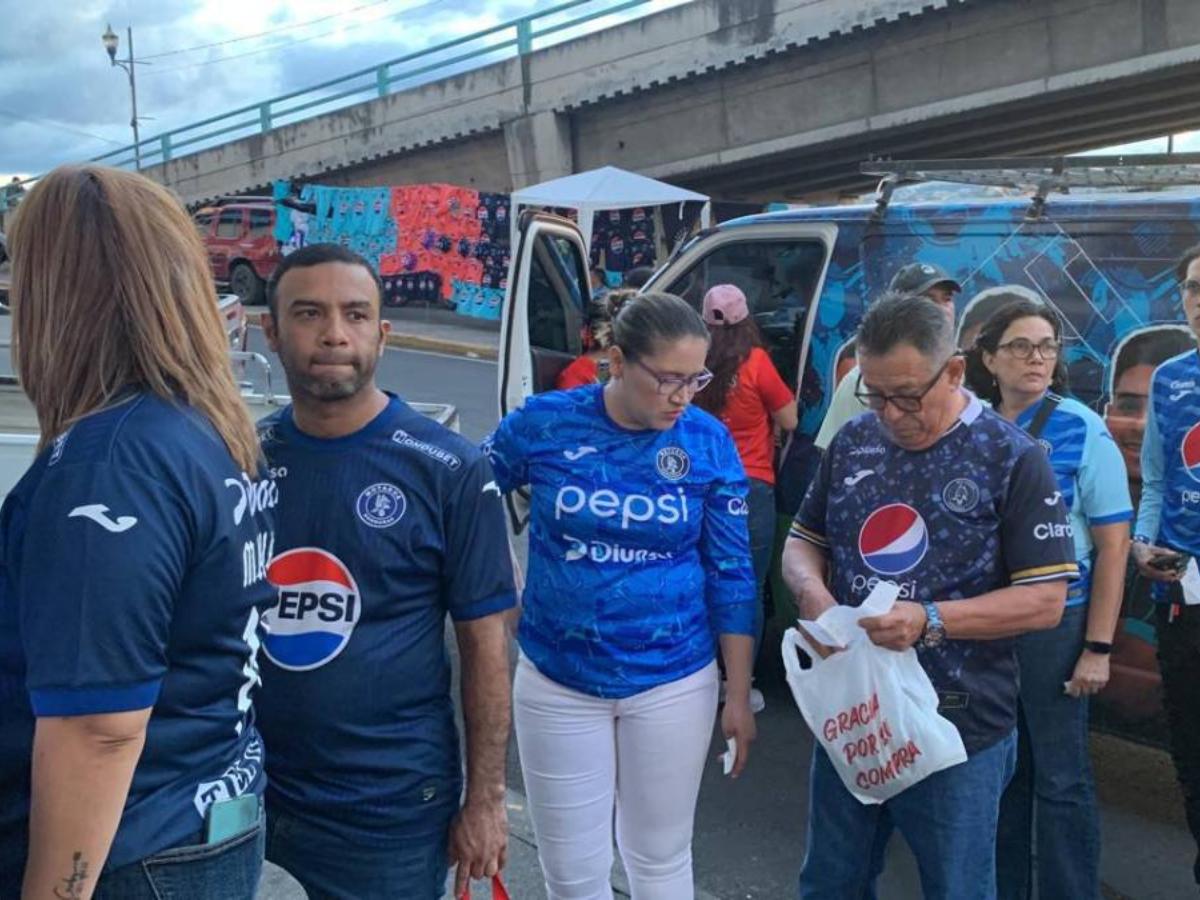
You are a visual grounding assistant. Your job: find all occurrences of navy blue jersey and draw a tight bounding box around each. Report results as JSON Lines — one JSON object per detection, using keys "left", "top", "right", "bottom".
{"left": 1015, "top": 394, "right": 1131, "bottom": 606}
{"left": 1135, "top": 350, "right": 1200, "bottom": 600}
{"left": 0, "top": 394, "right": 276, "bottom": 879}
{"left": 483, "top": 385, "right": 756, "bottom": 699}
{"left": 255, "top": 395, "right": 515, "bottom": 842}
{"left": 791, "top": 394, "right": 1077, "bottom": 754}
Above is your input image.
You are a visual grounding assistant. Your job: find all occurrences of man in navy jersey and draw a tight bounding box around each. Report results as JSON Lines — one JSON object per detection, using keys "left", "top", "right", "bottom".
{"left": 1132, "top": 244, "right": 1200, "bottom": 885}
{"left": 256, "top": 244, "right": 516, "bottom": 899}
{"left": 783, "top": 293, "right": 1076, "bottom": 900}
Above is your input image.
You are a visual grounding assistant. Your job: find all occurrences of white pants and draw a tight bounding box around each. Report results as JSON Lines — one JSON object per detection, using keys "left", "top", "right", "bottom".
{"left": 514, "top": 655, "right": 719, "bottom": 900}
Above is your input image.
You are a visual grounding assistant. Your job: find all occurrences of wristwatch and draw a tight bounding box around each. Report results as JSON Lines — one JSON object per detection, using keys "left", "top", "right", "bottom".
{"left": 919, "top": 600, "right": 945, "bottom": 649}
{"left": 1084, "top": 640, "right": 1113, "bottom": 655}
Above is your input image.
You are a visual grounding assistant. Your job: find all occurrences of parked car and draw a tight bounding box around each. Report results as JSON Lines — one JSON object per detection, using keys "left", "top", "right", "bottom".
{"left": 501, "top": 159, "right": 1200, "bottom": 749}
{"left": 194, "top": 196, "right": 280, "bottom": 305}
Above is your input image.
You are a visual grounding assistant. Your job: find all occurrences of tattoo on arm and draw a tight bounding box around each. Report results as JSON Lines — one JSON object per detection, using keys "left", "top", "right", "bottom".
{"left": 53, "top": 852, "right": 90, "bottom": 900}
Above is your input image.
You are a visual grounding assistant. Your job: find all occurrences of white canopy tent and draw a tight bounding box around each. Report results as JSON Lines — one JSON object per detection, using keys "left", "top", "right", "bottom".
{"left": 510, "top": 165, "right": 712, "bottom": 267}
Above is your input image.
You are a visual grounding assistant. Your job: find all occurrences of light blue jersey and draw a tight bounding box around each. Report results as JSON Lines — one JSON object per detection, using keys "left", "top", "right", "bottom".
{"left": 1135, "top": 349, "right": 1200, "bottom": 601}
{"left": 1016, "top": 393, "right": 1132, "bottom": 606}
{"left": 484, "top": 385, "right": 756, "bottom": 699}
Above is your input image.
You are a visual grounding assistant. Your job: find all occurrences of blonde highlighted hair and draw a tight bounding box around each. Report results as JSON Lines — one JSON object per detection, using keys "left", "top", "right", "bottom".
{"left": 8, "top": 165, "right": 260, "bottom": 472}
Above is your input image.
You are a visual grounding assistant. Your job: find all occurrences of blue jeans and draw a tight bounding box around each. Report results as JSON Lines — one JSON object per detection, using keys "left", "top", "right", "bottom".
{"left": 265, "top": 805, "right": 451, "bottom": 900}
{"left": 747, "top": 477, "right": 776, "bottom": 663}
{"left": 92, "top": 815, "right": 264, "bottom": 900}
{"left": 799, "top": 729, "right": 1017, "bottom": 900}
{"left": 996, "top": 603, "right": 1099, "bottom": 900}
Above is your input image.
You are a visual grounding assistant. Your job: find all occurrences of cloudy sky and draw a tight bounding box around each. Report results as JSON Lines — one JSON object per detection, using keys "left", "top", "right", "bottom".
{"left": 0, "top": 0, "right": 687, "bottom": 179}
{"left": 1, "top": 0, "right": 1197, "bottom": 183}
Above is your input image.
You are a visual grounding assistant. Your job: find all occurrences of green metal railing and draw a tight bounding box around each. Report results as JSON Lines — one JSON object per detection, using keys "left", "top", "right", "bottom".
{"left": 5, "top": 0, "right": 662, "bottom": 199}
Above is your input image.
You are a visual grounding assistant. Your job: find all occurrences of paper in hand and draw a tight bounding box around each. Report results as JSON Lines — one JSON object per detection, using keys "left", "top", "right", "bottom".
{"left": 797, "top": 581, "right": 901, "bottom": 649}
{"left": 1182, "top": 557, "right": 1200, "bottom": 607}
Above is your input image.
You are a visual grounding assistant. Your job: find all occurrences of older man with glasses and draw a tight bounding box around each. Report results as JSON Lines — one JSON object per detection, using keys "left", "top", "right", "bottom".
{"left": 815, "top": 262, "right": 963, "bottom": 452}
{"left": 783, "top": 292, "right": 1077, "bottom": 900}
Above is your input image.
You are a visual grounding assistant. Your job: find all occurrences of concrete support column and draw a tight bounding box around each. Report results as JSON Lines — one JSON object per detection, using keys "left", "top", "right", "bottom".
{"left": 504, "top": 110, "right": 574, "bottom": 188}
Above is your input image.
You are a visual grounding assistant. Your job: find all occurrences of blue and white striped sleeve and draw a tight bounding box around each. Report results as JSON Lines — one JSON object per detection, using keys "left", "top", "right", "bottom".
{"left": 700, "top": 433, "right": 756, "bottom": 636}
{"left": 1079, "top": 418, "right": 1133, "bottom": 528}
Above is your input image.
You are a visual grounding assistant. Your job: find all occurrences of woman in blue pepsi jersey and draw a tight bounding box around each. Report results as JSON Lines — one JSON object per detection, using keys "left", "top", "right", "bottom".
{"left": 485, "top": 291, "right": 757, "bottom": 900}
{"left": 0, "top": 167, "right": 275, "bottom": 899}
{"left": 966, "top": 299, "right": 1132, "bottom": 900}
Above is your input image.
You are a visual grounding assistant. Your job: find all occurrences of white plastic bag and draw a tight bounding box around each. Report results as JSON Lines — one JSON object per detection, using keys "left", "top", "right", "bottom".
{"left": 782, "top": 585, "right": 967, "bottom": 804}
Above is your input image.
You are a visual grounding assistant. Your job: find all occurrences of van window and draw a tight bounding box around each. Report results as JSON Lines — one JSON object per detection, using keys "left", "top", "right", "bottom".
{"left": 529, "top": 234, "right": 585, "bottom": 354}
{"left": 216, "top": 210, "right": 243, "bottom": 239}
{"left": 663, "top": 238, "right": 827, "bottom": 387}
{"left": 194, "top": 213, "right": 214, "bottom": 236}
{"left": 248, "top": 209, "right": 274, "bottom": 238}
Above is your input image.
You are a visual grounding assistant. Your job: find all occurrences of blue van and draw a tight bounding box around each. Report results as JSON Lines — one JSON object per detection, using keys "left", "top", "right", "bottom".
{"left": 499, "top": 165, "right": 1200, "bottom": 746}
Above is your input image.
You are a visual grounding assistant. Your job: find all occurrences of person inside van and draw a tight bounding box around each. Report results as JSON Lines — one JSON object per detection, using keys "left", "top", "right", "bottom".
{"left": 623, "top": 266, "right": 655, "bottom": 288}
{"left": 693, "top": 284, "right": 798, "bottom": 713}
{"left": 589, "top": 266, "right": 610, "bottom": 298}
{"left": 965, "top": 299, "right": 1132, "bottom": 900}
{"left": 555, "top": 289, "right": 635, "bottom": 390}
{"left": 814, "top": 262, "right": 961, "bottom": 451}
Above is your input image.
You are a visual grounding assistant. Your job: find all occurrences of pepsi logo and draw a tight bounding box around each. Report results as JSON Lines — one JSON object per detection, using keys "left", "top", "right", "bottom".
{"left": 1181, "top": 422, "right": 1200, "bottom": 484}
{"left": 263, "top": 548, "right": 360, "bottom": 671}
{"left": 858, "top": 504, "right": 929, "bottom": 576}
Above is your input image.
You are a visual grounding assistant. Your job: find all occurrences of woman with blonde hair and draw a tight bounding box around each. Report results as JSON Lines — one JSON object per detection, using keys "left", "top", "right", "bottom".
{"left": 0, "top": 165, "right": 276, "bottom": 899}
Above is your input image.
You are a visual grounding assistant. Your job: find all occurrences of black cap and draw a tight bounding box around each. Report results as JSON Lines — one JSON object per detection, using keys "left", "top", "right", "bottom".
{"left": 888, "top": 262, "right": 963, "bottom": 296}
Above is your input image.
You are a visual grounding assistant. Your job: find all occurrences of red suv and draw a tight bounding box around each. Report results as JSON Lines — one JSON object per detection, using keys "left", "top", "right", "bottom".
{"left": 194, "top": 197, "right": 280, "bottom": 305}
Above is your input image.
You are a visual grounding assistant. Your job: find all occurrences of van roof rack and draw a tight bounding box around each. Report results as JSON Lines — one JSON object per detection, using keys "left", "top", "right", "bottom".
{"left": 861, "top": 153, "right": 1200, "bottom": 220}
{"left": 209, "top": 195, "right": 275, "bottom": 207}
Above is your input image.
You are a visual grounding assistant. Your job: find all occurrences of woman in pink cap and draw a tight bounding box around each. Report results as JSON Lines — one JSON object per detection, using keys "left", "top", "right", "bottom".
{"left": 694, "top": 284, "right": 798, "bottom": 712}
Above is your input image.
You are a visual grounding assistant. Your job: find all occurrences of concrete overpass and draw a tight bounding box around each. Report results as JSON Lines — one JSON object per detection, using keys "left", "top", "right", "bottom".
{"left": 142, "top": 0, "right": 1200, "bottom": 205}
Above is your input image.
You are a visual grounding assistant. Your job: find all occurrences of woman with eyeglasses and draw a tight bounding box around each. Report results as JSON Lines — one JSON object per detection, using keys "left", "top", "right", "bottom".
{"left": 692, "top": 285, "right": 797, "bottom": 713}
{"left": 964, "top": 299, "right": 1132, "bottom": 900}
{"left": 484, "top": 292, "right": 757, "bottom": 900}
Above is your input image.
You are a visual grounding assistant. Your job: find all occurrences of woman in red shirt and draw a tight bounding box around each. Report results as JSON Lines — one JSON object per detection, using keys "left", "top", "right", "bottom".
{"left": 694, "top": 284, "right": 798, "bottom": 711}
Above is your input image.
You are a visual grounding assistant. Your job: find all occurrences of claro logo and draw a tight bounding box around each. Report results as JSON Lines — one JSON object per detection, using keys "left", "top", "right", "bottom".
{"left": 554, "top": 485, "right": 689, "bottom": 530}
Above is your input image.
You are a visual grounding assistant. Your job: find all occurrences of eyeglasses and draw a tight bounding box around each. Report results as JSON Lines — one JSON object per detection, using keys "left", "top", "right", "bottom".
{"left": 854, "top": 355, "right": 956, "bottom": 414}
{"left": 633, "top": 358, "right": 714, "bottom": 396}
{"left": 996, "top": 338, "right": 1060, "bottom": 360}
{"left": 1181, "top": 279, "right": 1200, "bottom": 297}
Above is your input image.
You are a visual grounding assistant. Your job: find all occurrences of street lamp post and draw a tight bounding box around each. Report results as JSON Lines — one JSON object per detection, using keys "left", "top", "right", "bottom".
{"left": 101, "top": 24, "right": 141, "bottom": 171}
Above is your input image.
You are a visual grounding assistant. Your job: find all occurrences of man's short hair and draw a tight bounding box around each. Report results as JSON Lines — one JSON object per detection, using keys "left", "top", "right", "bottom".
{"left": 857, "top": 291, "right": 954, "bottom": 362}
{"left": 1176, "top": 244, "right": 1200, "bottom": 284}
{"left": 266, "top": 243, "right": 383, "bottom": 316}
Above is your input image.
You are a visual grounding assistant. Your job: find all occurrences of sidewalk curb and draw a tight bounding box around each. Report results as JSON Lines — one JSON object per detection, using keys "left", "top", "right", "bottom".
{"left": 244, "top": 321, "right": 497, "bottom": 361}
{"left": 385, "top": 331, "right": 498, "bottom": 360}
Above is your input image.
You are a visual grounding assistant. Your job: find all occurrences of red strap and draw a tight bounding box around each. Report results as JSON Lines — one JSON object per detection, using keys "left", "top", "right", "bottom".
{"left": 458, "top": 875, "right": 510, "bottom": 900}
